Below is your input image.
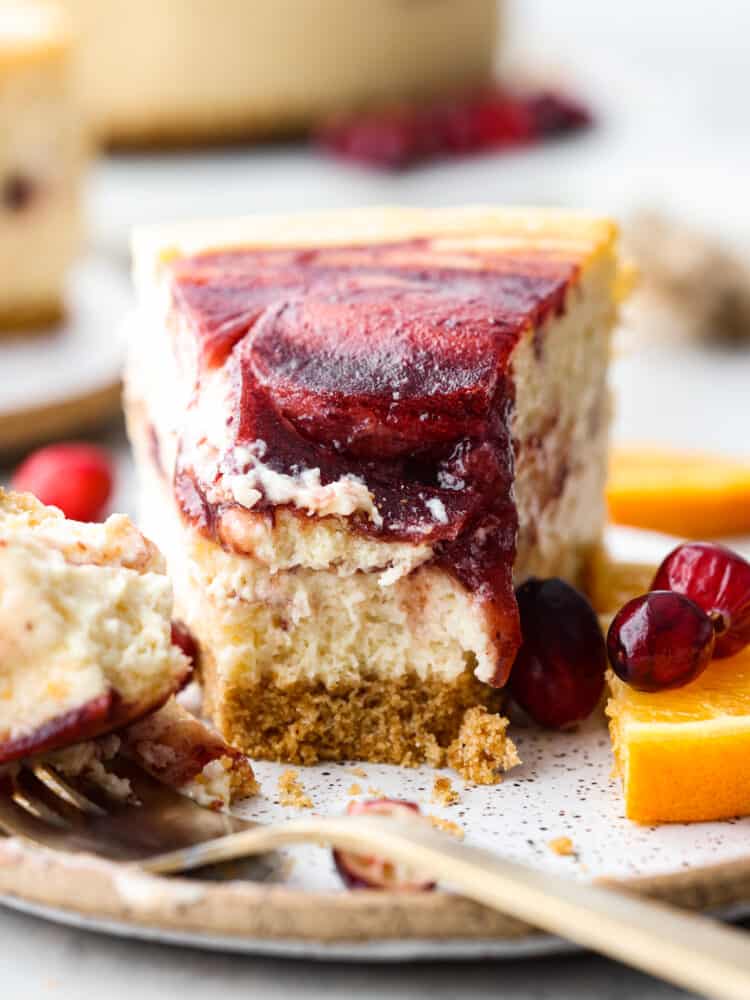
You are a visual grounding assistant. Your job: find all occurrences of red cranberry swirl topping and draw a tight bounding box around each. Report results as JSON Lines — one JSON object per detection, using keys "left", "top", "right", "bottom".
{"left": 169, "top": 241, "right": 578, "bottom": 685}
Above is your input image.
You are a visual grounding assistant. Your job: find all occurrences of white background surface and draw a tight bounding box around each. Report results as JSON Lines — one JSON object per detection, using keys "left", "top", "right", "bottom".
{"left": 2, "top": 0, "right": 750, "bottom": 996}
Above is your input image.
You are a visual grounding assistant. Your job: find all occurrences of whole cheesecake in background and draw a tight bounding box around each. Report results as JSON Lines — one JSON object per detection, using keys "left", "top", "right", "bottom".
{"left": 125, "top": 205, "right": 626, "bottom": 776}
{"left": 49, "top": 0, "right": 499, "bottom": 146}
{"left": 0, "top": 1, "right": 86, "bottom": 329}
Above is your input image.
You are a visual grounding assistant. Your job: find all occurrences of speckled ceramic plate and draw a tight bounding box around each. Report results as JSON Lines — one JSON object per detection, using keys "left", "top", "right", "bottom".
{"left": 2, "top": 526, "right": 750, "bottom": 959}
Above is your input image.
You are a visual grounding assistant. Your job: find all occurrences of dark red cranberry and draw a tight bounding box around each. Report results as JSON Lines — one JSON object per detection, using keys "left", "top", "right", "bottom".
{"left": 12, "top": 443, "right": 114, "bottom": 522}
{"left": 170, "top": 621, "right": 199, "bottom": 667}
{"left": 652, "top": 543, "right": 750, "bottom": 659}
{"left": 509, "top": 578, "right": 607, "bottom": 729}
{"left": 333, "top": 799, "right": 434, "bottom": 892}
{"left": 607, "top": 591, "right": 715, "bottom": 692}
{"left": 2, "top": 173, "right": 35, "bottom": 212}
{"left": 527, "top": 92, "right": 593, "bottom": 136}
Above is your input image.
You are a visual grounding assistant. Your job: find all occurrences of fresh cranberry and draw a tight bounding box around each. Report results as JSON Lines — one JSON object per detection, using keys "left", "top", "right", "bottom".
{"left": 607, "top": 591, "right": 715, "bottom": 692}
{"left": 170, "top": 621, "right": 199, "bottom": 667}
{"left": 509, "top": 578, "right": 606, "bottom": 729}
{"left": 652, "top": 543, "right": 750, "bottom": 659}
{"left": 12, "top": 443, "right": 114, "bottom": 522}
{"left": 333, "top": 799, "right": 435, "bottom": 891}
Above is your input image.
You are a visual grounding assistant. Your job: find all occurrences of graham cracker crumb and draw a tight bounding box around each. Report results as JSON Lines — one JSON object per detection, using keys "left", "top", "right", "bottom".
{"left": 349, "top": 767, "right": 367, "bottom": 778}
{"left": 427, "top": 815, "right": 464, "bottom": 840}
{"left": 348, "top": 783, "right": 362, "bottom": 796}
{"left": 431, "top": 776, "right": 459, "bottom": 806}
{"left": 446, "top": 707, "right": 520, "bottom": 785}
{"left": 422, "top": 734, "right": 444, "bottom": 768}
{"left": 548, "top": 836, "right": 575, "bottom": 857}
{"left": 278, "top": 769, "right": 312, "bottom": 809}
{"left": 367, "top": 786, "right": 383, "bottom": 797}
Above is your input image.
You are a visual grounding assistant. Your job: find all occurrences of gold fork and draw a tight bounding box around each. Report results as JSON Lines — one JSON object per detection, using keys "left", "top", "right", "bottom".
{"left": 2, "top": 758, "right": 750, "bottom": 1000}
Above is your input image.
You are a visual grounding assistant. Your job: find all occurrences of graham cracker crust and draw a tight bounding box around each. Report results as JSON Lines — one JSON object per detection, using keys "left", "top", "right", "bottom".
{"left": 203, "top": 654, "right": 516, "bottom": 782}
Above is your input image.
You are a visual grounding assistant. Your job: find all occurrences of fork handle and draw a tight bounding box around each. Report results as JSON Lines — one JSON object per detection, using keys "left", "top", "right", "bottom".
{"left": 143, "top": 814, "right": 750, "bottom": 999}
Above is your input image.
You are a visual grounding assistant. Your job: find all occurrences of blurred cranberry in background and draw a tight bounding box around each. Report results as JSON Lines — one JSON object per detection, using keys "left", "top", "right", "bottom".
{"left": 11, "top": 442, "right": 114, "bottom": 522}
{"left": 316, "top": 87, "right": 592, "bottom": 170}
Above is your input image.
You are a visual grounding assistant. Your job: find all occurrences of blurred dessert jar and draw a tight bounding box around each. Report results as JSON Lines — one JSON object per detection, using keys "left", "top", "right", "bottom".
{"left": 52, "top": 0, "right": 500, "bottom": 145}
{"left": 0, "top": 1, "right": 86, "bottom": 330}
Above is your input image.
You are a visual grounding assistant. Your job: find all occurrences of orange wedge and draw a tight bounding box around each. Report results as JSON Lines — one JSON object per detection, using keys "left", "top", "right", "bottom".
{"left": 607, "top": 446, "right": 750, "bottom": 538}
{"left": 606, "top": 648, "right": 750, "bottom": 824}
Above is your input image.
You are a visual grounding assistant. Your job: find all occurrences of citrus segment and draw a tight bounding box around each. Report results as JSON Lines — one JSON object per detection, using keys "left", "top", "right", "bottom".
{"left": 606, "top": 447, "right": 750, "bottom": 538}
{"left": 607, "top": 647, "right": 750, "bottom": 823}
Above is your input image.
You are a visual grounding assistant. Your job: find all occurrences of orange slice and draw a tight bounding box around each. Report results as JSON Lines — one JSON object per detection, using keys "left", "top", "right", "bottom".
{"left": 606, "top": 648, "right": 750, "bottom": 824}
{"left": 607, "top": 446, "right": 750, "bottom": 538}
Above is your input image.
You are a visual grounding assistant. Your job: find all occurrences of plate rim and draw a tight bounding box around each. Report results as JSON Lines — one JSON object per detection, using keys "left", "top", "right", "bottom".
{"left": 2, "top": 837, "right": 750, "bottom": 959}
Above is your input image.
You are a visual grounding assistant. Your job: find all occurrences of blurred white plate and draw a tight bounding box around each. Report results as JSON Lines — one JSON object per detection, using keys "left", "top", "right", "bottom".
{"left": 0, "top": 256, "right": 132, "bottom": 453}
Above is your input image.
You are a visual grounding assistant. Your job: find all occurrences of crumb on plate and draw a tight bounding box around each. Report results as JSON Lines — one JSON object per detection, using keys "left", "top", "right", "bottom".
{"left": 278, "top": 768, "right": 313, "bottom": 809}
{"left": 548, "top": 836, "right": 575, "bottom": 857}
{"left": 427, "top": 815, "right": 464, "bottom": 840}
{"left": 446, "top": 707, "right": 520, "bottom": 784}
{"left": 431, "top": 775, "right": 459, "bottom": 806}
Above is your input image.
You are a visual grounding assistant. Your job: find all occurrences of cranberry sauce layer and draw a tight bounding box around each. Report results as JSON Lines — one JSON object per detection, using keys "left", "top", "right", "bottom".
{"left": 170, "top": 240, "right": 579, "bottom": 686}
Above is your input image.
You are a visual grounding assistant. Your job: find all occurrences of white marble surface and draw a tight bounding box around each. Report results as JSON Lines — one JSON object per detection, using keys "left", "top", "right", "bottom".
{"left": 2, "top": 0, "right": 749, "bottom": 995}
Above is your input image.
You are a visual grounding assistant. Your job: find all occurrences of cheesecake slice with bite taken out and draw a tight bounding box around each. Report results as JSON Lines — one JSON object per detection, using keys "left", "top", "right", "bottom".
{"left": 126, "top": 205, "right": 627, "bottom": 778}
{"left": 0, "top": 489, "right": 190, "bottom": 762}
{"left": 0, "top": 2, "right": 86, "bottom": 330}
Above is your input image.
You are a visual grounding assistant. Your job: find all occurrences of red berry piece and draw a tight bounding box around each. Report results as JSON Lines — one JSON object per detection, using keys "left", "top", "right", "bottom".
{"left": 652, "top": 542, "right": 750, "bottom": 659}
{"left": 316, "top": 87, "right": 591, "bottom": 170}
{"left": 607, "top": 591, "right": 715, "bottom": 692}
{"left": 509, "top": 578, "right": 606, "bottom": 729}
{"left": 333, "top": 799, "right": 434, "bottom": 892}
{"left": 526, "top": 92, "right": 593, "bottom": 137}
{"left": 12, "top": 442, "right": 114, "bottom": 522}
{"left": 170, "top": 621, "right": 199, "bottom": 668}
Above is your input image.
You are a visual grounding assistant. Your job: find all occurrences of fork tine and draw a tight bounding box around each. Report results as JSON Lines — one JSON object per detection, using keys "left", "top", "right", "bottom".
{"left": 30, "top": 764, "right": 107, "bottom": 817}
{"left": 11, "top": 780, "right": 72, "bottom": 828}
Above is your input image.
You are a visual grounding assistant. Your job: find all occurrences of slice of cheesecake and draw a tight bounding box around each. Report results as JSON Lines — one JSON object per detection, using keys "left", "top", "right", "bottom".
{"left": 126, "top": 205, "right": 627, "bottom": 773}
{"left": 52, "top": 0, "right": 499, "bottom": 146}
{"left": 0, "top": 2, "right": 86, "bottom": 330}
{"left": 0, "top": 489, "right": 190, "bottom": 763}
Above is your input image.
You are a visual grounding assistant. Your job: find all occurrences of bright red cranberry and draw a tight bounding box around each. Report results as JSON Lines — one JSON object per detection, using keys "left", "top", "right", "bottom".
{"left": 509, "top": 578, "right": 606, "bottom": 729}
{"left": 607, "top": 591, "right": 715, "bottom": 692}
{"left": 652, "top": 543, "right": 750, "bottom": 659}
{"left": 170, "top": 621, "right": 199, "bottom": 667}
{"left": 333, "top": 799, "right": 434, "bottom": 892}
{"left": 12, "top": 443, "right": 114, "bottom": 522}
